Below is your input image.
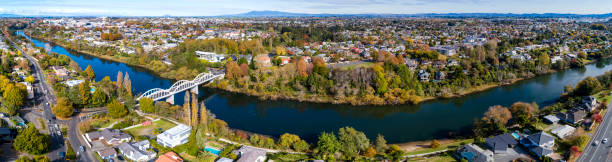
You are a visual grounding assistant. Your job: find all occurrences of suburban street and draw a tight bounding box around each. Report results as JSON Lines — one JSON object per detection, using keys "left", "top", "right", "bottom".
{"left": 578, "top": 101, "right": 612, "bottom": 162}
{"left": 6, "top": 33, "right": 95, "bottom": 162}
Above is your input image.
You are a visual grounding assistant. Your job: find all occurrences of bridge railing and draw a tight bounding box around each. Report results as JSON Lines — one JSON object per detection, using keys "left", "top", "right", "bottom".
{"left": 136, "top": 72, "right": 224, "bottom": 101}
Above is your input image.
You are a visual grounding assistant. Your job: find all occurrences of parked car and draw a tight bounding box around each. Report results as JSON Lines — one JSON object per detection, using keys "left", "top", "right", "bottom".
{"left": 59, "top": 152, "right": 65, "bottom": 159}
{"left": 603, "top": 138, "right": 608, "bottom": 144}
{"left": 79, "top": 146, "right": 85, "bottom": 152}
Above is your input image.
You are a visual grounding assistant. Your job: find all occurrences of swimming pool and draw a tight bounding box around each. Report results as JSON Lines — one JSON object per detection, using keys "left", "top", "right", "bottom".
{"left": 511, "top": 132, "right": 520, "bottom": 139}
{"left": 205, "top": 147, "right": 221, "bottom": 155}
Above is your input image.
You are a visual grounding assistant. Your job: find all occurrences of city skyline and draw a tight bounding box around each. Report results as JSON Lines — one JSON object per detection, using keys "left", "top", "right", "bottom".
{"left": 1, "top": 0, "right": 612, "bottom": 16}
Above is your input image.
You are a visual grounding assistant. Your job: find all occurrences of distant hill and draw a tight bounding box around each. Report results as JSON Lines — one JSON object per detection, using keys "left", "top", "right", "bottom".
{"left": 219, "top": 11, "right": 612, "bottom": 18}
{"left": 0, "top": 14, "right": 23, "bottom": 17}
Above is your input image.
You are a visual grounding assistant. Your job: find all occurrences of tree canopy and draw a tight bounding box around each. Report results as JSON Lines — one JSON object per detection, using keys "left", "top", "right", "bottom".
{"left": 14, "top": 123, "right": 51, "bottom": 155}
{"left": 107, "top": 99, "right": 128, "bottom": 118}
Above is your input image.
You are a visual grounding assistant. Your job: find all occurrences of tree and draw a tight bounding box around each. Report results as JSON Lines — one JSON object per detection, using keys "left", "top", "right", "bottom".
{"left": 200, "top": 102, "right": 207, "bottom": 127}
{"left": 374, "top": 134, "right": 388, "bottom": 153}
{"left": 52, "top": 97, "right": 73, "bottom": 118}
{"left": 107, "top": 99, "right": 127, "bottom": 118}
{"left": 123, "top": 72, "right": 132, "bottom": 96}
{"left": 509, "top": 102, "right": 537, "bottom": 127}
{"left": 78, "top": 80, "right": 91, "bottom": 105}
{"left": 275, "top": 46, "right": 287, "bottom": 55}
{"left": 116, "top": 71, "right": 123, "bottom": 89}
{"left": 3, "top": 83, "right": 26, "bottom": 109}
{"left": 363, "top": 146, "right": 376, "bottom": 157}
{"left": 91, "top": 89, "right": 107, "bottom": 107}
{"left": 338, "top": 126, "right": 370, "bottom": 159}
{"left": 14, "top": 123, "right": 51, "bottom": 155}
{"left": 483, "top": 105, "right": 512, "bottom": 126}
{"left": 278, "top": 133, "right": 301, "bottom": 149}
{"left": 225, "top": 61, "right": 242, "bottom": 80}
{"left": 139, "top": 97, "right": 155, "bottom": 113}
{"left": 431, "top": 139, "right": 441, "bottom": 148}
{"left": 15, "top": 156, "right": 33, "bottom": 162}
{"left": 25, "top": 75, "right": 35, "bottom": 84}
{"left": 316, "top": 132, "right": 340, "bottom": 159}
{"left": 84, "top": 65, "right": 95, "bottom": 80}
{"left": 372, "top": 65, "right": 388, "bottom": 94}
{"left": 574, "top": 76, "right": 602, "bottom": 96}
{"left": 292, "top": 140, "right": 310, "bottom": 152}
{"left": 191, "top": 92, "right": 199, "bottom": 126}
{"left": 34, "top": 156, "right": 50, "bottom": 162}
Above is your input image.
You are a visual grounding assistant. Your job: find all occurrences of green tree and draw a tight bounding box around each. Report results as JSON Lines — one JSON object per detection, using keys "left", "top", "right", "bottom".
{"left": 34, "top": 156, "right": 50, "bottom": 162}
{"left": 84, "top": 65, "right": 95, "bottom": 80}
{"left": 292, "top": 140, "right": 310, "bottom": 152}
{"left": 15, "top": 156, "right": 33, "bottom": 162}
{"left": 374, "top": 134, "right": 388, "bottom": 153}
{"left": 14, "top": 123, "right": 51, "bottom": 155}
{"left": 52, "top": 97, "right": 74, "bottom": 118}
{"left": 338, "top": 127, "right": 370, "bottom": 159}
{"left": 573, "top": 76, "right": 602, "bottom": 96}
{"left": 139, "top": 97, "right": 155, "bottom": 113}
{"left": 107, "top": 99, "right": 128, "bottom": 118}
{"left": 372, "top": 65, "right": 388, "bottom": 94}
{"left": 78, "top": 80, "right": 91, "bottom": 105}
{"left": 91, "top": 89, "right": 107, "bottom": 107}
{"left": 278, "top": 133, "right": 301, "bottom": 149}
{"left": 315, "top": 132, "right": 340, "bottom": 159}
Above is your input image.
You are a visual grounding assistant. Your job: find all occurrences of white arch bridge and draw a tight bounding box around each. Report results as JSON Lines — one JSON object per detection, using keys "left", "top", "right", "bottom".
{"left": 136, "top": 72, "right": 224, "bottom": 103}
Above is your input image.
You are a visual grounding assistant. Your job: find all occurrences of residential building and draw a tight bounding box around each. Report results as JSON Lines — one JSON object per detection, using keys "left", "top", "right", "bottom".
{"left": 117, "top": 140, "right": 156, "bottom": 162}
{"left": 520, "top": 132, "right": 555, "bottom": 158}
{"left": 556, "top": 109, "right": 586, "bottom": 124}
{"left": 195, "top": 51, "right": 226, "bottom": 62}
{"left": 216, "top": 158, "right": 233, "bottom": 162}
{"left": 457, "top": 144, "right": 494, "bottom": 162}
{"left": 543, "top": 115, "right": 560, "bottom": 124}
{"left": 234, "top": 146, "right": 267, "bottom": 162}
{"left": 580, "top": 96, "right": 598, "bottom": 112}
{"left": 157, "top": 124, "right": 191, "bottom": 148}
{"left": 156, "top": 151, "right": 183, "bottom": 162}
{"left": 551, "top": 125, "right": 576, "bottom": 139}
{"left": 85, "top": 129, "right": 133, "bottom": 145}
{"left": 485, "top": 133, "right": 518, "bottom": 154}
{"left": 97, "top": 147, "right": 118, "bottom": 160}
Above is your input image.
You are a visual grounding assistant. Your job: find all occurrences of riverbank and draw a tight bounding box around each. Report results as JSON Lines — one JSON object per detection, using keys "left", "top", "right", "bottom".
{"left": 32, "top": 32, "right": 603, "bottom": 106}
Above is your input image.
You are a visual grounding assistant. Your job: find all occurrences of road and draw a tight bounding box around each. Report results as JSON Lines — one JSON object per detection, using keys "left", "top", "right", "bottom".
{"left": 578, "top": 101, "right": 612, "bottom": 162}
{"left": 6, "top": 32, "right": 95, "bottom": 162}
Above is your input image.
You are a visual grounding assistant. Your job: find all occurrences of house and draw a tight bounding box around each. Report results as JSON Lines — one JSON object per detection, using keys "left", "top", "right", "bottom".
{"left": 85, "top": 129, "right": 132, "bottom": 145}
{"left": 19, "top": 82, "right": 34, "bottom": 99}
{"left": 156, "top": 151, "right": 183, "bottom": 162}
{"left": 434, "top": 71, "right": 446, "bottom": 81}
{"left": 97, "top": 147, "right": 118, "bottom": 160}
{"left": 278, "top": 56, "right": 291, "bottom": 65}
{"left": 580, "top": 96, "right": 598, "bottom": 112}
{"left": 418, "top": 70, "right": 430, "bottom": 82}
{"left": 51, "top": 66, "right": 69, "bottom": 79}
{"left": 457, "top": 144, "right": 494, "bottom": 162}
{"left": 551, "top": 125, "right": 575, "bottom": 139}
{"left": 485, "top": 133, "right": 518, "bottom": 154}
{"left": 234, "top": 146, "right": 267, "bottom": 162}
{"left": 556, "top": 109, "right": 586, "bottom": 124}
{"left": 157, "top": 124, "right": 191, "bottom": 148}
{"left": 255, "top": 55, "right": 272, "bottom": 67}
{"left": 195, "top": 51, "right": 226, "bottom": 62}
{"left": 118, "top": 140, "right": 156, "bottom": 162}
{"left": 431, "top": 45, "right": 458, "bottom": 56}
{"left": 216, "top": 158, "right": 233, "bottom": 162}
{"left": 543, "top": 115, "right": 560, "bottom": 124}
{"left": 405, "top": 59, "right": 418, "bottom": 70}
{"left": 520, "top": 132, "right": 555, "bottom": 158}
{"left": 64, "top": 79, "right": 84, "bottom": 87}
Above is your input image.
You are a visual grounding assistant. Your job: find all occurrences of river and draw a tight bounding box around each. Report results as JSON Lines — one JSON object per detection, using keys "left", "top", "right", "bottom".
{"left": 16, "top": 31, "right": 612, "bottom": 143}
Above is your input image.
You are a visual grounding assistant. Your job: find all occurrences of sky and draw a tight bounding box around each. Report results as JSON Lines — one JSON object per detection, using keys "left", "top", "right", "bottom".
{"left": 0, "top": 0, "right": 611, "bottom": 16}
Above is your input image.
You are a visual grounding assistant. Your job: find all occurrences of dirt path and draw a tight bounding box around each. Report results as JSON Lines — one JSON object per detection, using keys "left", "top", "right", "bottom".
{"left": 396, "top": 139, "right": 457, "bottom": 152}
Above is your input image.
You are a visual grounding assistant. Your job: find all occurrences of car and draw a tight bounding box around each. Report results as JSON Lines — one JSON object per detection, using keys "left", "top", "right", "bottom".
{"left": 603, "top": 138, "right": 608, "bottom": 144}
{"left": 593, "top": 141, "right": 599, "bottom": 146}
{"left": 79, "top": 146, "right": 85, "bottom": 152}
{"left": 59, "top": 152, "right": 65, "bottom": 158}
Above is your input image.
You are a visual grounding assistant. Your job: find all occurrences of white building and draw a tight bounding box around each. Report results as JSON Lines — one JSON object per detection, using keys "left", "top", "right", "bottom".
{"left": 156, "top": 124, "right": 191, "bottom": 148}
{"left": 551, "top": 125, "right": 576, "bottom": 139}
{"left": 195, "top": 51, "right": 226, "bottom": 62}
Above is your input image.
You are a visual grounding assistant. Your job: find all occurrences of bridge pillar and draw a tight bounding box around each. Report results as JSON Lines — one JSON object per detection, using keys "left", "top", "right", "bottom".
{"left": 165, "top": 95, "right": 174, "bottom": 105}
{"left": 190, "top": 86, "right": 198, "bottom": 95}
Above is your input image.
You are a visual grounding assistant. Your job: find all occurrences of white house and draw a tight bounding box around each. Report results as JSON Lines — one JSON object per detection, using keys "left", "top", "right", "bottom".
{"left": 156, "top": 124, "right": 191, "bottom": 148}
{"left": 551, "top": 125, "right": 575, "bottom": 139}
{"left": 118, "top": 140, "right": 156, "bottom": 162}
{"left": 195, "top": 51, "right": 226, "bottom": 62}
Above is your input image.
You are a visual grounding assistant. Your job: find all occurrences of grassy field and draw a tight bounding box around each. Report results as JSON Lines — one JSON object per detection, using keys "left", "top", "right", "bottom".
{"left": 125, "top": 119, "right": 176, "bottom": 137}
{"left": 595, "top": 90, "right": 612, "bottom": 103}
{"left": 407, "top": 155, "right": 457, "bottom": 162}
{"left": 36, "top": 117, "right": 46, "bottom": 131}
{"left": 405, "top": 139, "right": 474, "bottom": 156}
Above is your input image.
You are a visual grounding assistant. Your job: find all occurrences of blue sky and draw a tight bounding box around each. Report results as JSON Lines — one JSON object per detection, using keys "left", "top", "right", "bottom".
{"left": 1, "top": 0, "right": 611, "bottom": 16}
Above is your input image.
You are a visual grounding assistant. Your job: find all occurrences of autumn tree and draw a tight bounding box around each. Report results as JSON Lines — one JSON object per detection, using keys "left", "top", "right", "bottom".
{"left": 183, "top": 91, "right": 191, "bottom": 125}
{"left": 225, "top": 60, "right": 242, "bottom": 80}
{"left": 573, "top": 76, "right": 602, "bottom": 96}
{"left": 3, "top": 83, "right": 26, "bottom": 111}
{"left": 116, "top": 71, "right": 123, "bottom": 89}
{"left": 25, "top": 75, "right": 35, "bottom": 84}
{"left": 431, "top": 139, "right": 441, "bottom": 148}
{"left": 123, "top": 72, "right": 132, "bottom": 96}
{"left": 78, "top": 80, "right": 91, "bottom": 105}
{"left": 191, "top": 91, "right": 199, "bottom": 126}
{"left": 107, "top": 99, "right": 128, "bottom": 118}
{"left": 509, "top": 102, "right": 537, "bottom": 127}
{"left": 483, "top": 105, "right": 512, "bottom": 126}
{"left": 84, "top": 65, "right": 95, "bottom": 80}
{"left": 372, "top": 65, "right": 388, "bottom": 94}
{"left": 52, "top": 97, "right": 73, "bottom": 118}
{"left": 278, "top": 133, "right": 301, "bottom": 149}
{"left": 91, "top": 89, "right": 107, "bottom": 107}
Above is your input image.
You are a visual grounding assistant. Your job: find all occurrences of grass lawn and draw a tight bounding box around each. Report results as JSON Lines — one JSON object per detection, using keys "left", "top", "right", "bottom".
{"left": 124, "top": 119, "right": 176, "bottom": 137}
{"left": 534, "top": 121, "right": 553, "bottom": 131}
{"left": 407, "top": 155, "right": 457, "bottom": 162}
{"left": 594, "top": 90, "right": 612, "bottom": 103}
{"left": 405, "top": 139, "right": 474, "bottom": 156}
{"left": 36, "top": 117, "right": 46, "bottom": 131}
{"left": 338, "top": 62, "right": 376, "bottom": 70}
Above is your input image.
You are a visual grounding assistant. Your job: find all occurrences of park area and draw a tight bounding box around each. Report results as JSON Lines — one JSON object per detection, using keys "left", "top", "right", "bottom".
{"left": 124, "top": 119, "right": 177, "bottom": 137}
